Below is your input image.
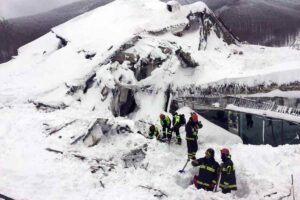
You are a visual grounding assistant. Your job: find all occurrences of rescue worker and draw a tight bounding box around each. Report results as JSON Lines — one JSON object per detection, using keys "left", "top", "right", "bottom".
{"left": 192, "top": 148, "right": 220, "bottom": 191}
{"left": 171, "top": 112, "right": 182, "bottom": 145}
{"left": 160, "top": 114, "right": 171, "bottom": 142}
{"left": 148, "top": 124, "right": 160, "bottom": 140}
{"left": 185, "top": 113, "right": 202, "bottom": 159}
{"left": 219, "top": 148, "right": 237, "bottom": 194}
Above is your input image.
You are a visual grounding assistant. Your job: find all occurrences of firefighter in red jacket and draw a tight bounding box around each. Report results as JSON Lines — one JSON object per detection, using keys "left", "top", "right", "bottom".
{"left": 219, "top": 148, "right": 237, "bottom": 193}
{"left": 192, "top": 148, "right": 220, "bottom": 191}
{"left": 185, "top": 113, "right": 202, "bottom": 160}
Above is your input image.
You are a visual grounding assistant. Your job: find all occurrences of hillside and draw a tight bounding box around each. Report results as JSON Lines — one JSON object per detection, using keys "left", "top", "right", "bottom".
{"left": 1, "top": 0, "right": 300, "bottom": 64}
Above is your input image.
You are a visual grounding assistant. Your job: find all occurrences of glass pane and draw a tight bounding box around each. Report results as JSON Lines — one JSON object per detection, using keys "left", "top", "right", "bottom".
{"left": 282, "top": 121, "right": 300, "bottom": 144}
{"left": 240, "top": 113, "right": 263, "bottom": 145}
{"left": 200, "top": 110, "right": 228, "bottom": 130}
{"left": 228, "top": 111, "right": 239, "bottom": 135}
{"left": 264, "top": 118, "right": 283, "bottom": 146}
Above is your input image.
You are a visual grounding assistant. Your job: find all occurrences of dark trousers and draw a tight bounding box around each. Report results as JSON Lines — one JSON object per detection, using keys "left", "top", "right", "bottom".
{"left": 193, "top": 176, "right": 213, "bottom": 191}
{"left": 162, "top": 124, "right": 171, "bottom": 138}
{"left": 222, "top": 189, "right": 231, "bottom": 194}
{"left": 187, "top": 140, "right": 198, "bottom": 159}
{"left": 169, "top": 125, "right": 182, "bottom": 141}
{"left": 200, "top": 186, "right": 214, "bottom": 191}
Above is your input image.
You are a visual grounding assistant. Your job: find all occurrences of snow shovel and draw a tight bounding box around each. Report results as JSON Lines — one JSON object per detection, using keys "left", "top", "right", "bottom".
{"left": 214, "top": 172, "right": 221, "bottom": 192}
{"left": 178, "top": 159, "right": 190, "bottom": 173}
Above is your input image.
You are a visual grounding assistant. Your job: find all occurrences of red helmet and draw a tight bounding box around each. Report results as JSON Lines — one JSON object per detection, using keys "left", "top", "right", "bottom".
{"left": 220, "top": 148, "right": 230, "bottom": 155}
{"left": 160, "top": 114, "right": 164, "bottom": 119}
{"left": 191, "top": 113, "right": 198, "bottom": 121}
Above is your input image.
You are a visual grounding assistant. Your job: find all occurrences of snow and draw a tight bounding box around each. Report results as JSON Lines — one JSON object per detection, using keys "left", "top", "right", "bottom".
{"left": 51, "top": 0, "right": 205, "bottom": 56}
{"left": 244, "top": 89, "right": 300, "bottom": 98}
{"left": 1, "top": 105, "right": 299, "bottom": 200}
{"left": 0, "top": 0, "right": 300, "bottom": 199}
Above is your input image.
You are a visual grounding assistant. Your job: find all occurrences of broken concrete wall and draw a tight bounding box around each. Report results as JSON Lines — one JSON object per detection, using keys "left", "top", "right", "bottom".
{"left": 173, "top": 8, "right": 239, "bottom": 50}
{"left": 83, "top": 118, "right": 134, "bottom": 147}
{"left": 135, "top": 56, "right": 165, "bottom": 81}
{"left": 111, "top": 87, "right": 137, "bottom": 117}
{"left": 83, "top": 118, "right": 109, "bottom": 147}
{"left": 175, "top": 48, "right": 198, "bottom": 68}
{"left": 122, "top": 144, "right": 147, "bottom": 168}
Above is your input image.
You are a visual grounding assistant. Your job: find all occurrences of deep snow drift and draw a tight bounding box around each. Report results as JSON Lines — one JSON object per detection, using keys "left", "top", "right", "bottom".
{"left": 0, "top": 0, "right": 299, "bottom": 199}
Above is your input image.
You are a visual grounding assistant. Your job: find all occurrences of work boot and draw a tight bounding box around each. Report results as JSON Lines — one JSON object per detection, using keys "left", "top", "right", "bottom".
{"left": 189, "top": 156, "right": 196, "bottom": 160}
{"left": 167, "top": 137, "right": 172, "bottom": 144}
{"left": 161, "top": 134, "right": 167, "bottom": 142}
{"left": 176, "top": 138, "right": 182, "bottom": 145}
{"left": 166, "top": 134, "right": 172, "bottom": 143}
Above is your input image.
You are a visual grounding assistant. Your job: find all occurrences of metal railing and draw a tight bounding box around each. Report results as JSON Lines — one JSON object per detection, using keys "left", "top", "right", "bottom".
{"left": 172, "top": 95, "right": 300, "bottom": 118}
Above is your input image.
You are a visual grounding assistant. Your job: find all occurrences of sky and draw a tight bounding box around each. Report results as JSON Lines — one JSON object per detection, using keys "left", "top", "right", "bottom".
{"left": 0, "top": 0, "right": 83, "bottom": 19}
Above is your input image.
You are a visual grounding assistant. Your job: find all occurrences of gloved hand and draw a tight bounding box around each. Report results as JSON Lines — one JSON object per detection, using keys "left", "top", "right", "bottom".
{"left": 198, "top": 122, "right": 203, "bottom": 128}
{"left": 191, "top": 160, "right": 199, "bottom": 166}
{"left": 209, "top": 183, "right": 216, "bottom": 189}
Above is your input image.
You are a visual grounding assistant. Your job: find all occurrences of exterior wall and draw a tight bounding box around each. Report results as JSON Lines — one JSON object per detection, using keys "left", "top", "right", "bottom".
{"left": 239, "top": 112, "right": 300, "bottom": 146}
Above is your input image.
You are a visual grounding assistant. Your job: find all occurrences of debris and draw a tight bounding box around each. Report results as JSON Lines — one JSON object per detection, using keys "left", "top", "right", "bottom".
{"left": 91, "top": 166, "right": 105, "bottom": 174}
{"left": 138, "top": 185, "right": 168, "bottom": 199}
{"left": 46, "top": 148, "right": 116, "bottom": 177}
{"left": 83, "top": 118, "right": 109, "bottom": 147}
{"left": 70, "top": 134, "right": 85, "bottom": 145}
{"left": 45, "top": 148, "right": 63, "bottom": 154}
{"left": 99, "top": 180, "right": 105, "bottom": 188}
{"left": 264, "top": 192, "right": 277, "bottom": 197}
{"left": 175, "top": 48, "right": 198, "bottom": 68}
{"left": 83, "top": 74, "right": 96, "bottom": 94}
{"left": 29, "top": 100, "right": 68, "bottom": 112}
{"left": 55, "top": 33, "right": 68, "bottom": 48}
{"left": 140, "top": 162, "right": 149, "bottom": 171}
{"left": 122, "top": 145, "right": 147, "bottom": 168}
{"left": 47, "top": 120, "right": 76, "bottom": 136}
{"left": 0, "top": 193, "right": 15, "bottom": 200}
